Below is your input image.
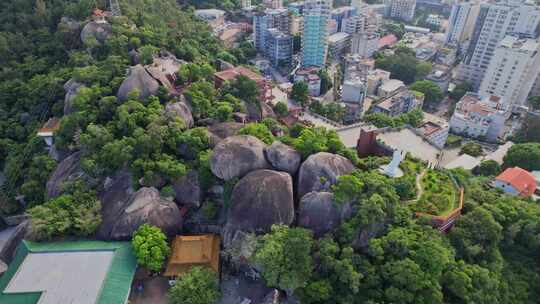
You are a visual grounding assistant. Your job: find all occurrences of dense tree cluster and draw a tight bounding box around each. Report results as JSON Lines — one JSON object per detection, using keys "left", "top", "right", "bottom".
{"left": 364, "top": 108, "right": 424, "bottom": 128}
{"left": 375, "top": 47, "right": 432, "bottom": 84}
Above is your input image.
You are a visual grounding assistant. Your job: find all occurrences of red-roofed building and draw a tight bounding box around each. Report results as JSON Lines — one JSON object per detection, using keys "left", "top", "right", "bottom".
{"left": 37, "top": 117, "right": 61, "bottom": 147}
{"left": 378, "top": 34, "right": 398, "bottom": 49}
{"left": 214, "top": 66, "right": 272, "bottom": 102}
{"left": 494, "top": 167, "right": 537, "bottom": 197}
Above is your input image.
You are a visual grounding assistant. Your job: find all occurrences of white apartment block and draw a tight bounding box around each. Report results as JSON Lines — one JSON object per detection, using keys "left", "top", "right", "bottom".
{"left": 457, "top": 0, "right": 540, "bottom": 89}
{"left": 449, "top": 93, "right": 511, "bottom": 141}
{"left": 479, "top": 36, "right": 540, "bottom": 108}
{"left": 384, "top": 0, "right": 416, "bottom": 22}
{"left": 445, "top": 0, "right": 481, "bottom": 46}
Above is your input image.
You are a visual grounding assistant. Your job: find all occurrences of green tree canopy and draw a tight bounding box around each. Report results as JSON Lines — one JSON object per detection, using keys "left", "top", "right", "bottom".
{"left": 132, "top": 224, "right": 170, "bottom": 272}
{"left": 410, "top": 80, "right": 444, "bottom": 106}
{"left": 254, "top": 225, "right": 314, "bottom": 292}
{"left": 503, "top": 143, "right": 540, "bottom": 171}
{"left": 168, "top": 266, "right": 220, "bottom": 304}
{"left": 291, "top": 81, "right": 310, "bottom": 107}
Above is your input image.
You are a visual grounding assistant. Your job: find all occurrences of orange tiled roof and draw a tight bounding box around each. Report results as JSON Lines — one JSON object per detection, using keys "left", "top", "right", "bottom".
{"left": 164, "top": 234, "right": 220, "bottom": 277}
{"left": 37, "top": 117, "right": 60, "bottom": 134}
{"left": 378, "top": 34, "right": 398, "bottom": 48}
{"left": 215, "top": 66, "right": 264, "bottom": 83}
{"left": 496, "top": 167, "right": 536, "bottom": 197}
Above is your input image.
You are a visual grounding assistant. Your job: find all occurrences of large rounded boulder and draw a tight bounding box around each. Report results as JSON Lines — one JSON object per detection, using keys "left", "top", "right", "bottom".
{"left": 298, "top": 152, "right": 355, "bottom": 198}
{"left": 165, "top": 101, "right": 194, "bottom": 129}
{"left": 298, "top": 192, "right": 341, "bottom": 237}
{"left": 117, "top": 65, "right": 160, "bottom": 102}
{"left": 210, "top": 135, "right": 269, "bottom": 181}
{"left": 226, "top": 170, "right": 294, "bottom": 235}
{"left": 99, "top": 187, "right": 182, "bottom": 240}
{"left": 207, "top": 122, "right": 244, "bottom": 146}
{"left": 265, "top": 141, "right": 301, "bottom": 174}
{"left": 80, "top": 21, "right": 112, "bottom": 44}
{"left": 63, "top": 78, "right": 86, "bottom": 115}
{"left": 46, "top": 151, "right": 86, "bottom": 198}
{"left": 172, "top": 170, "right": 201, "bottom": 208}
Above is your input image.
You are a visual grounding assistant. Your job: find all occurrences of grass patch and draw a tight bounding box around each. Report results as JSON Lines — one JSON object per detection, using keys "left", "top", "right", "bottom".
{"left": 410, "top": 170, "right": 458, "bottom": 216}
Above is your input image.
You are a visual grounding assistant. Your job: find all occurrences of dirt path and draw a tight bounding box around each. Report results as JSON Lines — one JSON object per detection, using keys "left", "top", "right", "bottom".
{"left": 415, "top": 169, "right": 427, "bottom": 200}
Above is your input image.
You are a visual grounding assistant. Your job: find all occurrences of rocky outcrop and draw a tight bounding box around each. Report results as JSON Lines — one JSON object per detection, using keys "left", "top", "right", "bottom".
{"left": 80, "top": 21, "right": 112, "bottom": 44}
{"left": 297, "top": 152, "right": 355, "bottom": 198}
{"left": 117, "top": 65, "right": 160, "bottom": 102}
{"left": 225, "top": 170, "right": 294, "bottom": 239}
{"left": 128, "top": 49, "right": 140, "bottom": 65}
{"left": 172, "top": 170, "right": 201, "bottom": 207}
{"left": 46, "top": 151, "right": 85, "bottom": 198}
{"left": 298, "top": 192, "right": 341, "bottom": 237}
{"left": 260, "top": 102, "right": 276, "bottom": 120}
{"left": 208, "top": 122, "right": 244, "bottom": 145}
{"left": 210, "top": 135, "right": 269, "bottom": 181}
{"left": 63, "top": 79, "right": 85, "bottom": 115}
{"left": 98, "top": 186, "right": 182, "bottom": 240}
{"left": 0, "top": 221, "right": 29, "bottom": 264}
{"left": 165, "top": 101, "right": 194, "bottom": 129}
{"left": 265, "top": 141, "right": 301, "bottom": 174}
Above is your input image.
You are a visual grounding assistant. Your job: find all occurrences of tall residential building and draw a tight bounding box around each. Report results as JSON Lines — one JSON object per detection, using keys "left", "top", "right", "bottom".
{"left": 351, "top": 33, "right": 380, "bottom": 57}
{"left": 457, "top": 0, "right": 540, "bottom": 89}
{"left": 331, "top": 6, "right": 357, "bottom": 32}
{"left": 328, "top": 32, "right": 351, "bottom": 60}
{"left": 445, "top": 0, "right": 481, "bottom": 46}
{"left": 253, "top": 9, "right": 290, "bottom": 53}
{"left": 344, "top": 13, "right": 380, "bottom": 57}
{"left": 301, "top": 0, "right": 331, "bottom": 68}
{"left": 266, "top": 28, "right": 293, "bottom": 67}
{"left": 384, "top": 0, "right": 416, "bottom": 22}
{"left": 478, "top": 36, "right": 540, "bottom": 107}
{"left": 263, "top": 0, "right": 283, "bottom": 9}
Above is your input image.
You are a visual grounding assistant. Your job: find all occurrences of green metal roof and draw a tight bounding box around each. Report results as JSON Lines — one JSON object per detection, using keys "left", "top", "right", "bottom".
{"left": 0, "top": 240, "right": 137, "bottom": 304}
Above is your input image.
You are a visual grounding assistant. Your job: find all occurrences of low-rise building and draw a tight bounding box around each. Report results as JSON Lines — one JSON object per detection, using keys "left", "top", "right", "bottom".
{"left": 372, "top": 89, "right": 424, "bottom": 117}
{"left": 342, "top": 76, "right": 366, "bottom": 104}
{"left": 366, "top": 69, "right": 391, "bottom": 96}
{"left": 214, "top": 66, "right": 272, "bottom": 102}
{"left": 416, "top": 121, "right": 449, "bottom": 148}
{"left": 344, "top": 54, "right": 375, "bottom": 80}
{"left": 164, "top": 234, "right": 220, "bottom": 277}
{"left": 294, "top": 67, "right": 322, "bottom": 96}
{"left": 425, "top": 64, "right": 452, "bottom": 92}
{"left": 378, "top": 34, "right": 398, "bottom": 49}
{"left": 426, "top": 14, "right": 442, "bottom": 28}
{"left": 377, "top": 79, "right": 405, "bottom": 98}
{"left": 449, "top": 93, "right": 510, "bottom": 142}
{"left": 327, "top": 32, "right": 350, "bottom": 60}
{"left": 494, "top": 167, "right": 537, "bottom": 198}
{"left": 435, "top": 46, "right": 457, "bottom": 65}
